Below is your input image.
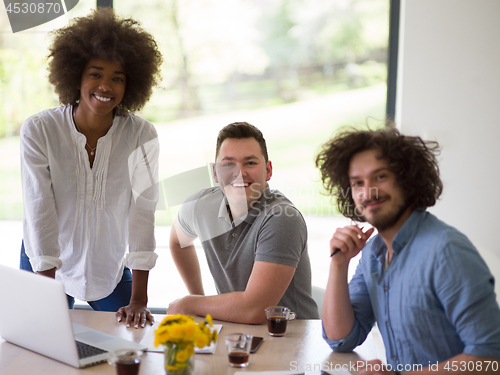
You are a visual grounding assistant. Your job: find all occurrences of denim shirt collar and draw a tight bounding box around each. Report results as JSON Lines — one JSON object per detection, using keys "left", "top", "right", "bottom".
{"left": 371, "top": 209, "right": 427, "bottom": 259}
{"left": 392, "top": 208, "right": 427, "bottom": 254}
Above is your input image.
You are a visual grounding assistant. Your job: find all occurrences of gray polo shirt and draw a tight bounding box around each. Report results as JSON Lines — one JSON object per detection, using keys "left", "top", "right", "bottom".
{"left": 177, "top": 185, "right": 319, "bottom": 319}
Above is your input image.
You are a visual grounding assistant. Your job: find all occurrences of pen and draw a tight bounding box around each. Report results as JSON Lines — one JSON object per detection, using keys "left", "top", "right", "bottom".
{"left": 330, "top": 248, "right": 341, "bottom": 257}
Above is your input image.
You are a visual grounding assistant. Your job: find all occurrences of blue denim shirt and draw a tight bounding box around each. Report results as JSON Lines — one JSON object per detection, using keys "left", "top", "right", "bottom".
{"left": 323, "top": 210, "right": 500, "bottom": 368}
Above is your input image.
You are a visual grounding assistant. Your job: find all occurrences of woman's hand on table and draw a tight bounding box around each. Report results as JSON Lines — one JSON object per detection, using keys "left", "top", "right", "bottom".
{"left": 116, "top": 301, "right": 154, "bottom": 329}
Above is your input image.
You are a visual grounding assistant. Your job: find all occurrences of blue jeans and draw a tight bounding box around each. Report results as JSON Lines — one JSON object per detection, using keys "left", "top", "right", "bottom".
{"left": 20, "top": 241, "right": 132, "bottom": 311}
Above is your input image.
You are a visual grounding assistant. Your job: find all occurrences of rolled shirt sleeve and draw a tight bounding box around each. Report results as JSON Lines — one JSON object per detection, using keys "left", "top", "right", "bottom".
{"left": 126, "top": 129, "right": 160, "bottom": 271}
{"left": 322, "top": 256, "right": 376, "bottom": 352}
{"left": 21, "top": 115, "right": 63, "bottom": 272}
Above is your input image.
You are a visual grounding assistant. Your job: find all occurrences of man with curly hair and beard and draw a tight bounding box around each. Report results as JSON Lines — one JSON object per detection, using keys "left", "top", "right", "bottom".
{"left": 19, "top": 8, "right": 163, "bottom": 329}
{"left": 316, "top": 127, "right": 500, "bottom": 374}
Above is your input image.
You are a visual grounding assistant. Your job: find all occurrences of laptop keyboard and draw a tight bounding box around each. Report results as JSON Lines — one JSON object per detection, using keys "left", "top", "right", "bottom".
{"left": 76, "top": 340, "right": 108, "bottom": 359}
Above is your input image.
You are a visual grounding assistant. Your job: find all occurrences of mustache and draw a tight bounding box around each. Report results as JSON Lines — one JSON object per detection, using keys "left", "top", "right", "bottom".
{"left": 359, "top": 195, "right": 388, "bottom": 207}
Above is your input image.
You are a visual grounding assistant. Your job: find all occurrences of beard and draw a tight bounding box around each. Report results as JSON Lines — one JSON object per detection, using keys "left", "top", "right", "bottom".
{"left": 357, "top": 195, "right": 409, "bottom": 232}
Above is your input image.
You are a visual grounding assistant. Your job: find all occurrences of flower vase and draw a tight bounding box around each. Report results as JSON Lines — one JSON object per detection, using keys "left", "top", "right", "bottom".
{"left": 164, "top": 343, "right": 194, "bottom": 375}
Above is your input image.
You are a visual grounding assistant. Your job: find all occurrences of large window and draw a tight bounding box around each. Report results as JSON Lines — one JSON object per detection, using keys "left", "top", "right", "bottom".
{"left": 0, "top": 0, "right": 390, "bottom": 308}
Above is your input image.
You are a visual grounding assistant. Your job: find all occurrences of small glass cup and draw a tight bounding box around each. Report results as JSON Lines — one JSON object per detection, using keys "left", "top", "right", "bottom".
{"left": 225, "top": 333, "right": 253, "bottom": 368}
{"left": 107, "top": 349, "right": 144, "bottom": 375}
{"left": 264, "top": 306, "right": 296, "bottom": 337}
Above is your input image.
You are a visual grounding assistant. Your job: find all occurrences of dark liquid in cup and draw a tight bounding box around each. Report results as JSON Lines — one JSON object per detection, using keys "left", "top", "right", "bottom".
{"left": 267, "top": 316, "right": 287, "bottom": 335}
{"left": 116, "top": 358, "right": 140, "bottom": 375}
{"left": 228, "top": 350, "right": 249, "bottom": 365}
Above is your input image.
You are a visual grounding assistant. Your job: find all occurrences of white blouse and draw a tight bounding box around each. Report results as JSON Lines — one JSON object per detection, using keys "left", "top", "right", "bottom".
{"left": 20, "top": 105, "right": 159, "bottom": 301}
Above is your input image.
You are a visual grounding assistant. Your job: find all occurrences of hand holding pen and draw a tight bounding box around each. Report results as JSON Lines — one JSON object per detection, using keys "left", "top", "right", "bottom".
{"left": 329, "top": 224, "right": 374, "bottom": 261}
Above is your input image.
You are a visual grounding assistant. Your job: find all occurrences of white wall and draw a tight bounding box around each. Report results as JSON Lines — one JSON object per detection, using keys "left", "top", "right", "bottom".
{"left": 396, "top": 0, "right": 500, "bottom": 260}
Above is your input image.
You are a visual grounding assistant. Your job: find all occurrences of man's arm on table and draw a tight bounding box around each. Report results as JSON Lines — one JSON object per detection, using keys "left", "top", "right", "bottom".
{"left": 359, "top": 354, "right": 499, "bottom": 375}
{"left": 167, "top": 257, "right": 295, "bottom": 324}
{"left": 168, "top": 213, "right": 297, "bottom": 324}
{"left": 169, "top": 222, "right": 205, "bottom": 295}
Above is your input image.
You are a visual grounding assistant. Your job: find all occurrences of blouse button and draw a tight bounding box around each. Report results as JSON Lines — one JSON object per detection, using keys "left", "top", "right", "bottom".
{"left": 232, "top": 233, "right": 236, "bottom": 237}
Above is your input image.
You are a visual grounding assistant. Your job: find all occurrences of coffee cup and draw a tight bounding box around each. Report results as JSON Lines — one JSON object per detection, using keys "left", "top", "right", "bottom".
{"left": 264, "top": 306, "right": 296, "bottom": 337}
{"left": 107, "top": 349, "right": 143, "bottom": 375}
{"left": 225, "top": 333, "right": 253, "bottom": 367}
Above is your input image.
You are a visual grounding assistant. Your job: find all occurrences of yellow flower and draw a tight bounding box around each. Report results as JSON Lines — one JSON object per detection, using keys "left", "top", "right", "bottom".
{"left": 160, "top": 314, "right": 183, "bottom": 326}
{"left": 155, "top": 314, "right": 217, "bottom": 353}
{"left": 183, "top": 321, "right": 197, "bottom": 340}
{"left": 176, "top": 348, "right": 189, "bottom": 363}
{"left": 154, "top": 334, "right": 166, "bottom": 347}
{"left": 154, "top": 327, "right": 171, "bottom": 347}
{"left": 195, "top": 334, "right": 209, "bottom": 349}
{"left": 169, "top": 325, "right": 183, "bottom": 340}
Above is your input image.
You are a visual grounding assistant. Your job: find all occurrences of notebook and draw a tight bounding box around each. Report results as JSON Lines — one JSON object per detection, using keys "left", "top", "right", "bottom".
{"left": 0, "top": 264, "right": 147, "bottom": 368}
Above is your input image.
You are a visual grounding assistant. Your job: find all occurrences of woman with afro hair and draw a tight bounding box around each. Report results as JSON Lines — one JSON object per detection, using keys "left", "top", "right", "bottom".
{"left": 19, "top": 8, "right": 163, "bottom": 329}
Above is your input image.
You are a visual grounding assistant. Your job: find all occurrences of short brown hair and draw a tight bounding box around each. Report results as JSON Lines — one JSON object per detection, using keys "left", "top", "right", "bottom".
{"left": 315, "top": 126, "right": 443, "bottom": 220}
{"left": 215, "top": 122, "right": 269, "bottom": 162}
{"left": 47, "top": 8, "right": 163, "bottom": 112}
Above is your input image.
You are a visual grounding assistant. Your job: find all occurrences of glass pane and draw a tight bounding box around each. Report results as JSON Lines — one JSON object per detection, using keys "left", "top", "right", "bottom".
{"left": 1, "top": 0, "right": 389, "bottom": 308}
{"left": 0, "top": 2, "right": 93, "bottom": 269}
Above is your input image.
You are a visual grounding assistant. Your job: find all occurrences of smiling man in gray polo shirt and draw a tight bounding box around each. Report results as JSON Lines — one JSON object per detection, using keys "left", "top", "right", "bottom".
{"left": 167, "top": 122, "right": 318, "bottom": 323}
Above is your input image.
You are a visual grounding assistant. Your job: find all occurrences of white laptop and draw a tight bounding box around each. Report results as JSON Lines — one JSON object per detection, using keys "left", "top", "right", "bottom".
{"left": 0, "top": 264, "right": 147, "bottom": 368}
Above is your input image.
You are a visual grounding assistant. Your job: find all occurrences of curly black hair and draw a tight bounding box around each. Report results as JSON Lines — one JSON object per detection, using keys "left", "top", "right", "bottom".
{"left": 315, "top": 126, "right": 443, "bottom": 221}
{"left": 47, "top": 8, "right": 163, "bottom": 112}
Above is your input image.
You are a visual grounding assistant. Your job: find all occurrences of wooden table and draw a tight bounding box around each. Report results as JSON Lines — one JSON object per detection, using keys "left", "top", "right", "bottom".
{"left": 0, "top": 310, "right": 382, "bottom": 375}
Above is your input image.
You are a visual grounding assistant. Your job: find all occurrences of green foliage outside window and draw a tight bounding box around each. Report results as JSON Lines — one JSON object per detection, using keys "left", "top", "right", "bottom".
{"left": 0, "top": 49, "right": 58, "bottom": 138}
